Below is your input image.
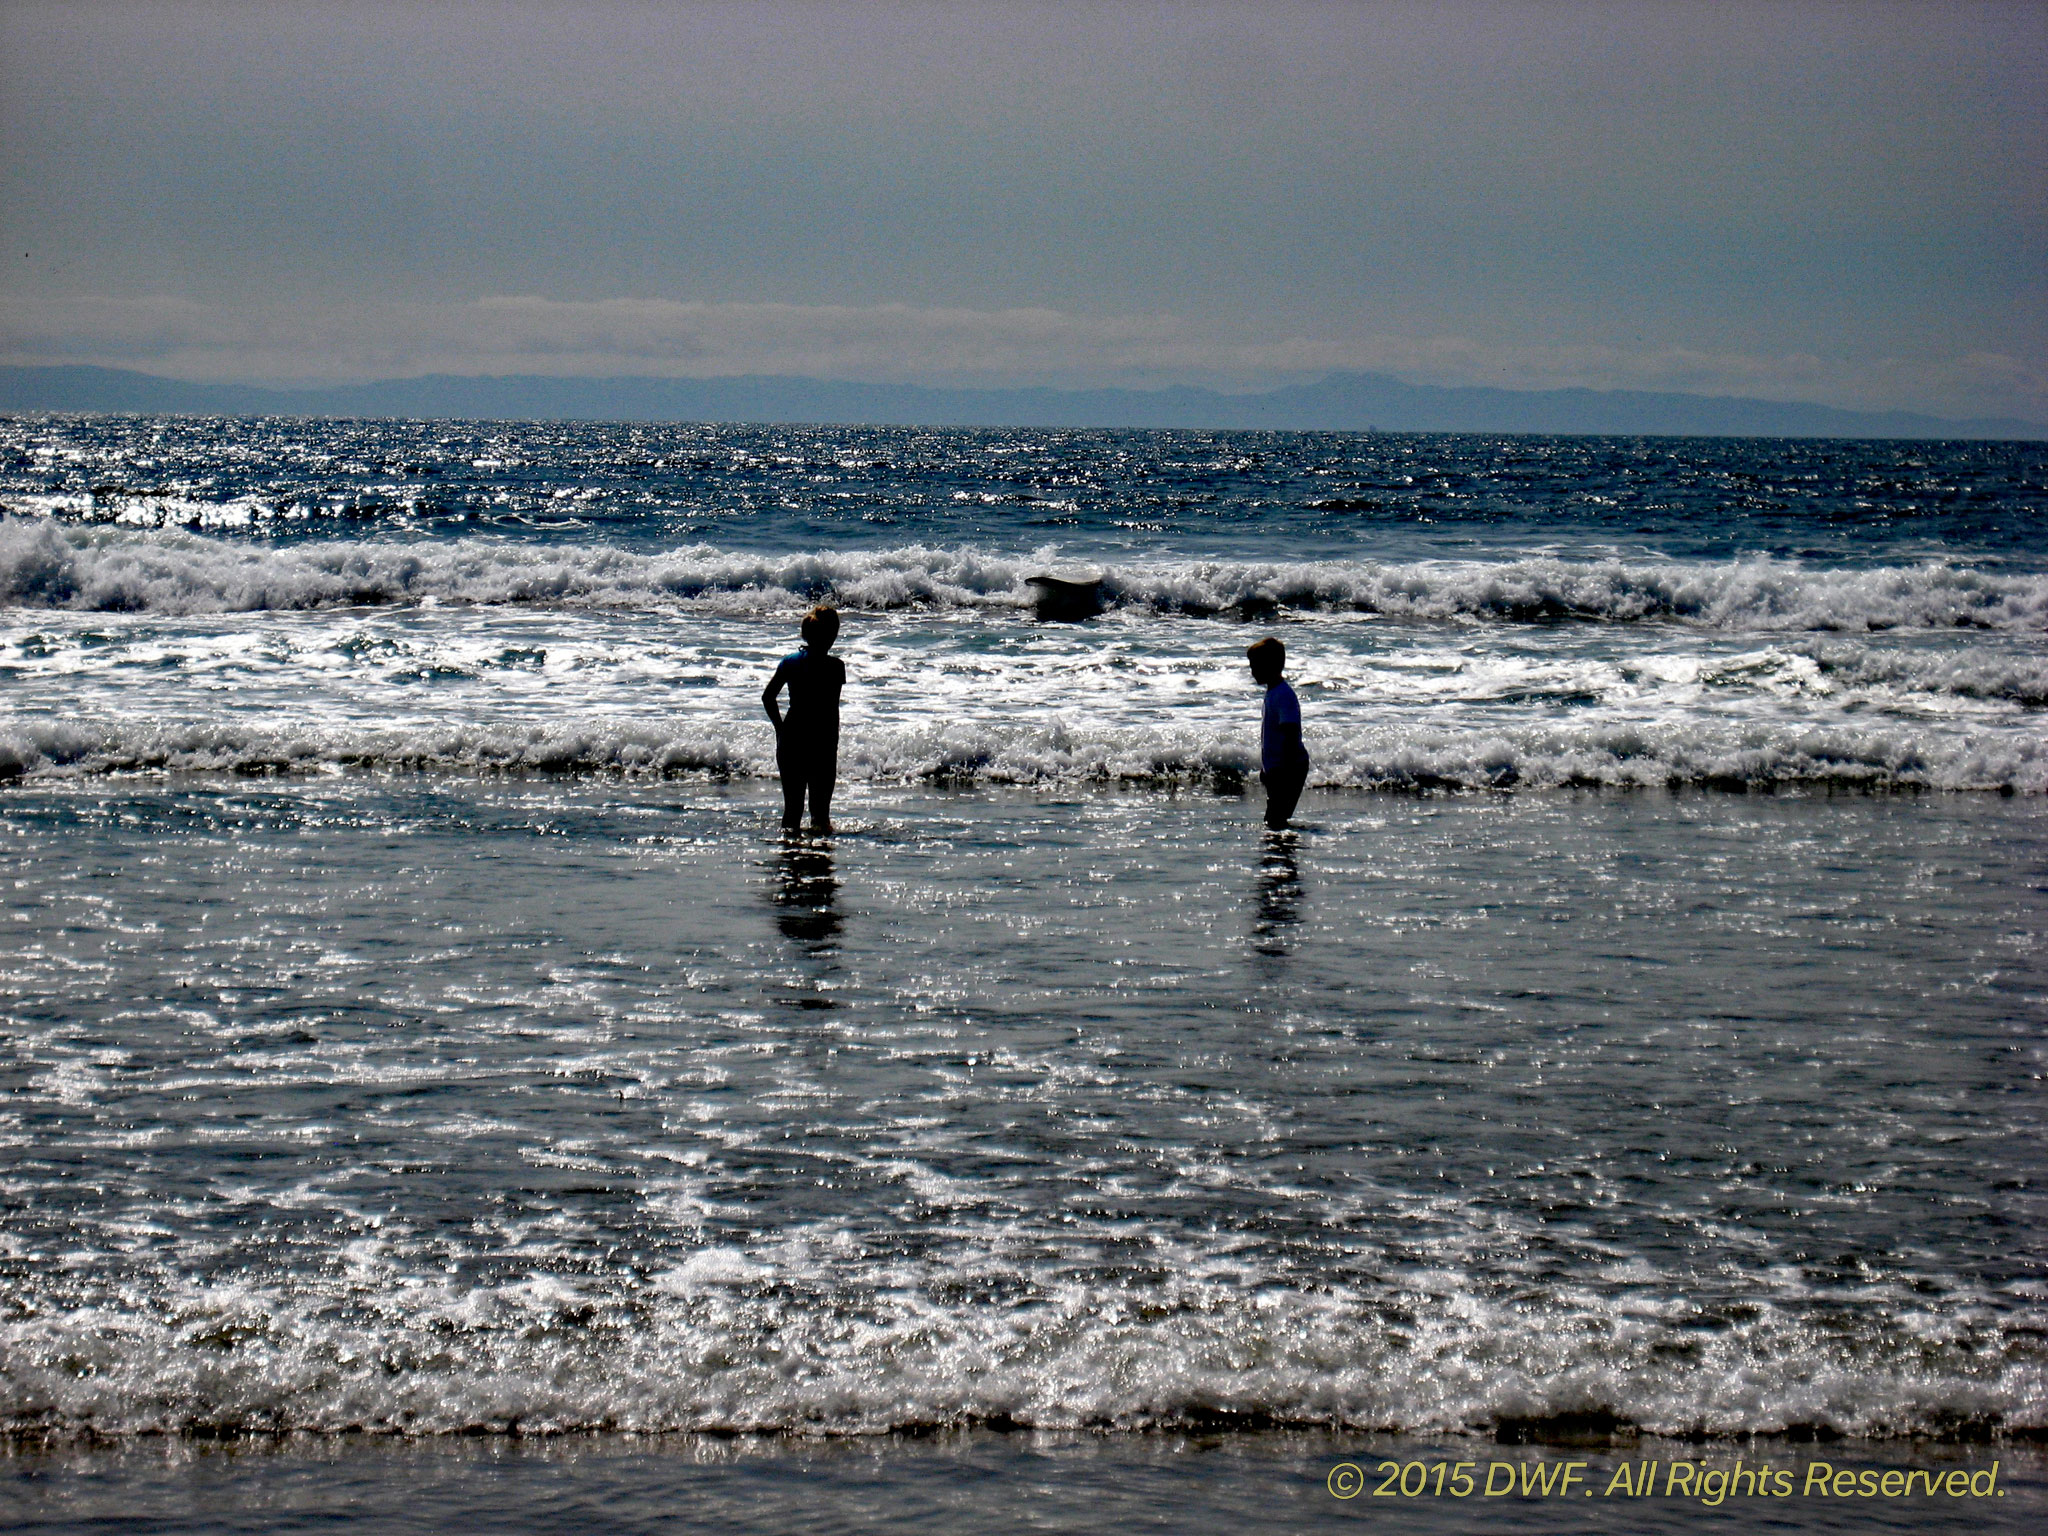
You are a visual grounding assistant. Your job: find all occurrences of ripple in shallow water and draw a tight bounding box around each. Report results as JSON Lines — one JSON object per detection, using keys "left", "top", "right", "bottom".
{"left": 1, "top": 782, "right": 2041, "bottom": 1439}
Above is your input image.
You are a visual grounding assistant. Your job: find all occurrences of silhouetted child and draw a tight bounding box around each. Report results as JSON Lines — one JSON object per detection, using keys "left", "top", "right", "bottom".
{"left": 762, "top": 605, "right": 844, "bottom": 833}
{"left": 1247, "top": 636, "right": 1308, "bottom": 829}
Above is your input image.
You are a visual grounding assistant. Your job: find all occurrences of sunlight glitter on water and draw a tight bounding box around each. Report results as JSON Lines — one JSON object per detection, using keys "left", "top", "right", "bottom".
{"left": 2, "top": 782, "right": 2041, "bottom": 1440}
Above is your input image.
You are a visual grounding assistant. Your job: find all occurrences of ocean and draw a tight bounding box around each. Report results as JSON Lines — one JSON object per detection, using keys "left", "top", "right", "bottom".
{"left": 1, "top": 417, "right": 2043, "bottom": 1532}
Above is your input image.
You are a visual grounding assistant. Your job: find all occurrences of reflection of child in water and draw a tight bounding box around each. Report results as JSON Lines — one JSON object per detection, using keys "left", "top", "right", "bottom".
{"left": 761, "top": 606, "right": 845, "bottom": 833}
{"left": 1247, "top": 636, "right": 1309, "bottom": 829}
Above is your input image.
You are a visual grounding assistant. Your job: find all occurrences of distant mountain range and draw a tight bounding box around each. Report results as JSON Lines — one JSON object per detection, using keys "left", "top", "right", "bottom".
{"left": 2, "top": 363, "right": 2041, "bottom": 440}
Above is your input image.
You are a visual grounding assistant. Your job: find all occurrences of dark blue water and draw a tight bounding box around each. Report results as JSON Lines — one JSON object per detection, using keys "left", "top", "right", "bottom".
{"left": 7, "top": 418, "right": 2045, "bottom": 566}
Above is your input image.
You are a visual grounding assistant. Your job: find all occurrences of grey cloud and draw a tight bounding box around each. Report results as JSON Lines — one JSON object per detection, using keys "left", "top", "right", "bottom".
{"left": 2, "top": 2, "right": 2041, "bottom": 417}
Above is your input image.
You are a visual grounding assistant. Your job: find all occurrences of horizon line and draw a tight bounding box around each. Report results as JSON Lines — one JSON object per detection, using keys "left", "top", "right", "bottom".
{"left": 4, "top": 362, "right": 2043, "bottom": 439}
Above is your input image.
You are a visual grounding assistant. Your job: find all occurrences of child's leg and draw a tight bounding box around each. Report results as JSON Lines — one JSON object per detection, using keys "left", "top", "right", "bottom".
{"left": 777, "top": 743, "right": 806, "bottom": 830}
{"left": 1264, "top": 766, "right": 1306, "bottom": 828}
{"left": 807, "top": 753, "right": 836, "bottom": 833}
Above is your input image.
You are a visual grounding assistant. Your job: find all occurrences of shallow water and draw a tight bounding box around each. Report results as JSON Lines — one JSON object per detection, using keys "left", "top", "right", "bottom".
{"left": 2, "top": 781, "right": 2041, "bottom": 1441}
{"left": 4, "top": 1432, "right": 2044, "bottom": 1535}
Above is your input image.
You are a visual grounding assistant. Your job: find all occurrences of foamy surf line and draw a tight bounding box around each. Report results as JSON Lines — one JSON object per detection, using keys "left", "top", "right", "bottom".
{"left": 3, "top": 1284, "right": 2041, "bottom": 1441}
{"left": 5, "top": 517, "right": 2045, "bottom": 631}
{"left": 4, "top": 716, "right": 2042, "bottom": 791}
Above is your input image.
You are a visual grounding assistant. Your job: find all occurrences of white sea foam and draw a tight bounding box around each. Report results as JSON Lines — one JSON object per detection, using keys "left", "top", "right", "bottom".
{"left": 2, "top": 714, "right": 2041, "bottom": 791}
{"left": 5, "top": 517, "right": 2044, "bottom": 630}
{"left": 2, "top": 1268, "right": 2038, "bottom": 1438}
{"left": 1806, "top": 642, "right": 2048, "bottom": 706}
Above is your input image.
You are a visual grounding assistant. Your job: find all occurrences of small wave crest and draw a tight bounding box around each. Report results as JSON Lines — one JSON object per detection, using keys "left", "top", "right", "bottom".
{"left": 1808, "top": 643, "right": 2048, "bottom": 706}
{"left": 4, "top": 715, "right": 2040, "bottom": 792}
{"left": 4, "top": 517, "right": 2044, "bottom": 631}
{"left": 3, "top": 1275, "right": 2038, "bottom": 1440}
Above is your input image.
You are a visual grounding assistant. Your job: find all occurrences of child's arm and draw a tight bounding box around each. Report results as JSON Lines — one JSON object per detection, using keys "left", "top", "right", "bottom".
{"left": 761, "top": 661, "right": 790, "bottom": 732}
{"left": 1272, "top": 682, "right": 1307, "bottom": 767}
{"left": 1273, "top": 719, "right": 1305, "bottom": 767}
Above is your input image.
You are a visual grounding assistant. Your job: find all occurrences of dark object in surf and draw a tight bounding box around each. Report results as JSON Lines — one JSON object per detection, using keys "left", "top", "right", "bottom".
{"left": 1026, "top": 570, "right": 1104, "bottom": 621}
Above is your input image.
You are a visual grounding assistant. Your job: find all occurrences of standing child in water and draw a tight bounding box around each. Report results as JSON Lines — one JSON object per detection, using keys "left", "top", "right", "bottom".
{"left": 1247, "top": 637, "right": 1309, "bottom": 829}
{"left": 762, "top": 605, "right": 845, "bottom": 834}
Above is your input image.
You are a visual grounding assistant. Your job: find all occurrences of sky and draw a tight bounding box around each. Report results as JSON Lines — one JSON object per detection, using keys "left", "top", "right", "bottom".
{"left": 2, "top": 0, "right": 2043, "bottom": 419}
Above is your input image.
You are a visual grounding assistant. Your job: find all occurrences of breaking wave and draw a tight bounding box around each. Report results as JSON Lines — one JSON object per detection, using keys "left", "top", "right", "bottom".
{"left": 3, "top": 1273, "right": 2038, "bottom": 1440}
{"left": 1805, "top": 643, "right": 2048, "bottom": 706}
{"left": 4, "top": 517, "right": 2045, "bottom": 631}
{"left": 4, "top": 714, "right": 2041, "bottom": 792}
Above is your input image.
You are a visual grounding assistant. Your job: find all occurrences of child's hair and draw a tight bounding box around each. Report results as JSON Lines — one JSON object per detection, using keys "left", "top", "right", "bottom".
{"left": 1247, "top": 637, "right": 1286, "bottom": 677}
{"left": 801, "top": 605, "right": 841, "bottom": 649}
